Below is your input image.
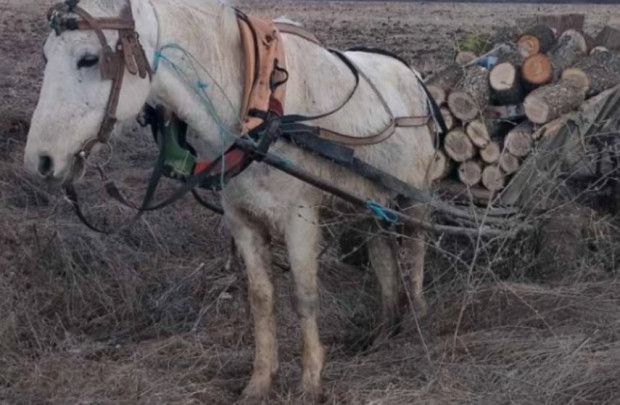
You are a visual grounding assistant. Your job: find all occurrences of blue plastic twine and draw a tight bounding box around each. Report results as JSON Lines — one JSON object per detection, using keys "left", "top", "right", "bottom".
{"left": 365, "top": 200, "right": 398, "bottom": 224}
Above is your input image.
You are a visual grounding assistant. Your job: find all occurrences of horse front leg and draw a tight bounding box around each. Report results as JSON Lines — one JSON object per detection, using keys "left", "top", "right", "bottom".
{"left": 226, "top": 212, "right": 278, "bottom": 401}
{"left": 285, "top": 205, "right": 325, "bottom": 398}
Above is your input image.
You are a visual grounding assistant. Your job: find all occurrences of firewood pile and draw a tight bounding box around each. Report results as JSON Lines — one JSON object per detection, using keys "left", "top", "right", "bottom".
{"left": 426, "top": 14, "right": 620, "bottom": 195}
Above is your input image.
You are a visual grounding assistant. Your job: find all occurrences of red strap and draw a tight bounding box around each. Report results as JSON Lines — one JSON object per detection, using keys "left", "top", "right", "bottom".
{"left": 193, "top": 148, "right": 247, "bottom": 175}
{"left": 269, "top": 96, "right": 284, "bottom": 116}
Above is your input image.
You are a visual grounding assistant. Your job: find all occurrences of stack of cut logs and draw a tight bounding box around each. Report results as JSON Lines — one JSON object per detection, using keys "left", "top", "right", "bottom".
{"left": 426, "top": 14, "right": 620, "bottom": 193}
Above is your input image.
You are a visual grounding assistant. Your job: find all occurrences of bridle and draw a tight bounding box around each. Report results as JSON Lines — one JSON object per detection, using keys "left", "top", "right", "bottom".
{"left": 47, "top": 0, "right": 152, "bottom": 159}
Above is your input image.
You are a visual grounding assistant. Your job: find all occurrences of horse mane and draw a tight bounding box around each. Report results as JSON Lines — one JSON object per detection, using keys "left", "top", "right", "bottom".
{"left": 274, "top": 16, "right": 304, "bottom": 27}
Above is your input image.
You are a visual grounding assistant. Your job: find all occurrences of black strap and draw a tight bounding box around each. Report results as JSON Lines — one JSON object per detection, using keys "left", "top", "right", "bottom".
{"left": 346, "top": 46, "right": 448, "bottom": 141}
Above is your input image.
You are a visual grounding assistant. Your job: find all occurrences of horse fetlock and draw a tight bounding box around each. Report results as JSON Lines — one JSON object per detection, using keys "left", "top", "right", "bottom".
{"left": 242, "top": 372, "right": 272, "bottom": 401}
{"left": 301, "top": 341, "right": 324, "bottom": 394}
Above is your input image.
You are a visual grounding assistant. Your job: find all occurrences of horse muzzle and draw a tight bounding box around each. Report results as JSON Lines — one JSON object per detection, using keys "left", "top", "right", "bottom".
{"left": 23, "top": 147, "right": 84, "bottom": 185}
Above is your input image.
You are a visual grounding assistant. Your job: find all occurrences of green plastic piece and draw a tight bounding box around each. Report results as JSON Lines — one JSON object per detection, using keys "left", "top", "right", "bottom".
{"left": 160, "top": 115, "right": 197, "bottom": 178}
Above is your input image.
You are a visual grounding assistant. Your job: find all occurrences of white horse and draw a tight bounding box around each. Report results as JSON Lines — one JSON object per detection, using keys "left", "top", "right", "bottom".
{"left": 24, "top": 0, "right": 435, "bottom": 400}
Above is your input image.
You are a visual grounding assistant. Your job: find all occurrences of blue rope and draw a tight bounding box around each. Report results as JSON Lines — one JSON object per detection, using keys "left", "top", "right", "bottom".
{"left": 365, "top": 200, "right": 399, "bottom": 224}
{"left": 152, "top": 44, "right": 243, "bottom": 187}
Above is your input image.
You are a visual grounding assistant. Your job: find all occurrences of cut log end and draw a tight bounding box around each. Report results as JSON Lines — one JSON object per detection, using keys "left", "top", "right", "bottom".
{"left": 499, "top": 152, "right": 521, "bottom": 175}
{"left": 518, "top": 25, "right": 556, "bottom": 57}
{"left": 447, "top": 65, "right": 490, "bottom": 122}
{"left": 458, "top": 160, "right": 482, "bottom": 187}
{"left": 523, "top": 97, "right": 550, "bottom": 125}
{"left": 480, "top": 142, "right": 501, "bottom": 164}
{"left": 427, "top": 150, "right": 451, "bottom": 182}
{"left": 466, "top": 119, "right": 491, "bottom": 148}
{"left": 490, "top": 62, "right": 523, "bottom": 105}
{"left": 481, "top": 165, "right": 506, "bottom": 191}
{"left": 444, "top": 129, "right": 476, "bottom": 162}
{"left": 427, "top": 85, "right": 447, "bottom": 106}
{"left": 521, "top": 54, "right": 553, "bottom": 86}
{"left": 560, "top": 29, "right": 588, "bottom": 53}
{"left": 490, "top": 63, "right": 517, "bottom": 91}
{"left": 440, "top": 106, "right": 456, "bottom": 131}
{"left": 517, "top": 35, "right": 541, "bottom": 58}
{"left": 448, "top": 92, "right": 482, "bottom": 122}
{"left": 561, "top": 68, "right": 590, "bottom": 92}
{"left": 505, "top": 122, "right": 534, "bottom": 157}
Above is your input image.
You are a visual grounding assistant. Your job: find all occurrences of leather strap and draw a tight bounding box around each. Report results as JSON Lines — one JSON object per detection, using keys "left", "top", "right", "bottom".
{"left": 282, "top": 50, "right": 430, "bottom": 146}
{"left": 235, "top": 9, "right": 287, "bottom": 134}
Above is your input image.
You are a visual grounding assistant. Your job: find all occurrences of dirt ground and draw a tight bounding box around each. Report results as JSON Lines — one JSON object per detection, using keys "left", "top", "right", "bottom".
{"left": 3, "top": 1, "right": 620, "bottom": 404}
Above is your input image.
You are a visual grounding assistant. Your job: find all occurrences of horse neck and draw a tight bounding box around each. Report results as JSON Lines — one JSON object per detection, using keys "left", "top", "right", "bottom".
{"left": 145, "top": 0, "right": 244, "bottom": 148}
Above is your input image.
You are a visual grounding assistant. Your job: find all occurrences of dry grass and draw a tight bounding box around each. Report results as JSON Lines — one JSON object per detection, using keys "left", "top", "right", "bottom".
{"left": 3, "top": 1, "right": 620, "bottom": 404}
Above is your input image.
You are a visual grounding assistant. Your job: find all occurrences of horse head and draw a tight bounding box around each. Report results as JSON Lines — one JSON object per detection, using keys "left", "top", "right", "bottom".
{"left": 24, "top": 0, "right": 156, "bottom": 184}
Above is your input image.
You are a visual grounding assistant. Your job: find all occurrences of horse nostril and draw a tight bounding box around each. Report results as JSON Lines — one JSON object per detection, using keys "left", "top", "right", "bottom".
{"left": 37, "top": 155, "right": 54, "bottom": 177}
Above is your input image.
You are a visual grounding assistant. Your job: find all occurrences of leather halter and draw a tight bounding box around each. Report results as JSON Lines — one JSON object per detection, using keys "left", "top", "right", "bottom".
{"left": 47, "top": 0, "right": 152, "bottom": 158}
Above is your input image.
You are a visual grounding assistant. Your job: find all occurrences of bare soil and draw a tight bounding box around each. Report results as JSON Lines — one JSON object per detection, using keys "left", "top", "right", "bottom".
{"left": 2, "top": 1, "right": 620, "bottom": 404}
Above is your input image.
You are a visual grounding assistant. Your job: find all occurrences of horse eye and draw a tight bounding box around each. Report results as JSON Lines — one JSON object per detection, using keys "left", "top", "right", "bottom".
{"left": 77, "top": 54, "right": 99, "bottom": 69}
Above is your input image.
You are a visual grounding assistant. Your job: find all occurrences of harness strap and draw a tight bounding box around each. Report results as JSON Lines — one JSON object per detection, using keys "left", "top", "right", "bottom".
{"left": 280, "top": 50, "right": 360, "bottom": 125}
{"left": 235, "top": 9, "right": 287, "bottom": 134}
{"left": 281, "top": 50, "right": 431, "bottom": 146}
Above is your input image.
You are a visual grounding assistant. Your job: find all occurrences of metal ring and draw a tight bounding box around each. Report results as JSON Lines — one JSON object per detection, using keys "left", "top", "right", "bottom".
{"left": 83, "top": 142, "right": 114, "bottom": 168}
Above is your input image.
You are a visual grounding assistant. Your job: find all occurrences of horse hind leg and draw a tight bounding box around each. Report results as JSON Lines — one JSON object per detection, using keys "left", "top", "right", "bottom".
{"left": 368, "top": 234, "right": 402, "bottom": 338}
{"left": 402, "top": 204, "right": 429, "bottom": 317}
{"left": 226, "top": 212, "right": 278, "bottom": 401}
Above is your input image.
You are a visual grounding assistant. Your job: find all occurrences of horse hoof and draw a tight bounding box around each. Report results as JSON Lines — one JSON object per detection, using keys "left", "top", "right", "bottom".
{"left": 298, "top": 384, "right": 327, "bottom": 404}
{"left": 239, "top": 375, "right": 271, "bottom": 404}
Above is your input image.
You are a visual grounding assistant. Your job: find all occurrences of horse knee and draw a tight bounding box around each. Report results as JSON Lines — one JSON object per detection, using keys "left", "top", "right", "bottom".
{"left": 248, "top": 279, "right": 274, "bottom": 313}
{"left": 295, "top": 288, "right": 318, "bottom": 319}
